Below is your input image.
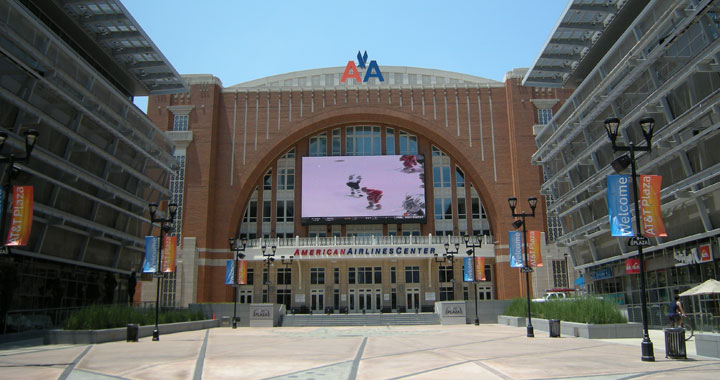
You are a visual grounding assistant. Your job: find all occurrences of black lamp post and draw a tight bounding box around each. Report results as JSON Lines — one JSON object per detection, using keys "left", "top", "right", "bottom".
{"left": 261, "top": 242, "right": 276, "bottom": 303}
{"left": 0, "top": 130, "right": 39, "bottom": 255}
{"left": 437, "top": 242, "right": 457, "bottom": 308}
{"left": 509, "top": 196, "right": 538, "bottom": 338}
{"left": 604, "top": 116, "right": 656, "bottom": 362}
{"left": 229, "top": 237, "right": 247, "bottom": 329}
{"left": 280, "top": 255, "right": 293, "bottom": 310}
{"left": 148, "top": 202, "right": 178, "bottom": 341}
{"left": 464, "top": 234, "right": 482, "bottom": 325}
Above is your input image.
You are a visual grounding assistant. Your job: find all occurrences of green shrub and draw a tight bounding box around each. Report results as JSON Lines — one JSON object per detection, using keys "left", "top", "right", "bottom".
{"left": 64, "top": 305, "right": 205, "bottom": 330}
{"left": 504, "top": 297, "right": 627, "bottom": 324}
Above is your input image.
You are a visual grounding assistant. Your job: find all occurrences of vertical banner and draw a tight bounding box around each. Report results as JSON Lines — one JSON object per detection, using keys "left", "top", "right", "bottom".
{"left": 625, "top": 258, "right": 640, "bottom": 274}
{"left": 6, "top": 186, "right": 33, "bottom": 246}
{"left": 463, "top": 257, "right": 475, "bottom": 282}
{"left": 607, "top": 175, "right": 634, "bottom": 237}
{"left": 509, "top": 230, "right": 523, "bottom": 267}
{"left": 698, "top": 244, "right": 713, "bottom": 263}
{"left": 162, "top": 236, "right": 177, "bottom": 272}
{"left": 237, "top": 260, "right": 248, "bottom": 284}
{"left": 475, "top": 257, "right": 485, "bottom": 281}
{"left": 527, "top": 231, "right": 543, "bottom": 267}
{"left": 225, "top": 260, "right": 236, "bottom": 285}
{"left": 143, "top": 236, "right": 159, "bottom": 273}
{"left": 639, "top": 175, "right": 667, "bottom": 237}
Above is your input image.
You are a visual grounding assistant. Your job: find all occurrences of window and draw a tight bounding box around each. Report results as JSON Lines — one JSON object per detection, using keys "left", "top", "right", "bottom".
{"left": 356, "top": 267, "right": 372, "bottom": 284}
{"left": 484, "top": 265, "right": 492, "bottom": 282}
{"left": 439, "top": 265, "right": 453, "bottom": 283}
{"left": 456, "top": 167, "right": 465, "bottom": 188}
{"left": 263, "top": 268, "right": 268, "bottom": 285}
{"left": 334, "top": 289, "right": 340, "bottom": 310}
{"left": 457, "top": 198, "right": 466, "bottom": 220}
{"left": 239, "top": 289, "right": 253, "bottom": 304}
{"left": 277, "top": 289, "right": 291, "bottom": 308}
{"left": 332, "top": 128, "right": 341, "bottom": 156}
{"left": 538, "top": 108, "right": 553, "bottom": 125}
{"left": 311, "top": 268, "right": 325, "bottom": 285}
{"left": 277, "top": 268, "right": 291, "bottom": 285}
{"left": 309, "top": 133, "right": 327, "bottom": 156}
{"left": 405, "top": 266, "right": 420, "bottom": 283}
{"left": 398, "top": 131, "right": 418, "bottom": 155}
{"left": 245, "top": 201, "right": 257, "bottom": 223}
{"left": 278, "top": 168, "right": 295, "bottom": 190}
{"left": 345, "top": 126, "right": 381, "bottom": 155}
{"left": 173, "top": 115, "right": 188, "bottom": 131}
{"left": 439, "top": 286, "right": 454, "bottom": 301}
{"left": 391, "top": 288, "right": 397, "bottom": 309}
{"left": 434, "top": 198, "right": 453, "bottom": 220}
{"left": 478, "top": 286, "right": 493, "bottom": 300}
{"left": 374, "top": 267, "right": 382, "bottom": 284}
{"left": 263, "top": 201, "right": 272, "bottom": 222}
{"left": 334, "top": 267, "right": 339, "bottom": 285}
{"left": 471, "top": 198, "right": 481, "bottom": 219}
{"left": 276, "top": 200, "right": 294, "bottom": 222}
{"left": 386, "top": 128, "right": 395, "bottom": 155}
{"left": 349, "top": 267, "right": 356, "bottom": 284}
{"left": 391, "top": 267, "right": 396, "bottom": 284}
{"left": 263, "top": 170, "right": 272, "bottom": 190}
{"left": 246, "top": 268, "right": 254, "bottom": 285}
{"left": 553, "top": 259, "right": 569, "bottom": 288}
{"left": 433, "top": 165, "right": 451, "bottom": 188}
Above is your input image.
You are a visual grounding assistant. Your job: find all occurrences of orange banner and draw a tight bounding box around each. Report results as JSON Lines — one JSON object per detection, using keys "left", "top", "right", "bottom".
{"left": 162, "top": 236, "right": 177, "bottom": 272}
{"left": 6, "top": 186, "right": 33, "bottom": 247}
{"left": 528, "top": 230, "right": 543, "bottom": 267}
{"left": 475, "top": 257, "right": 486, "bottom": 281}
{"left": 639, "top": 175, "right": 666, "bottom": 237}
{"left": 237, "top": 260, "right": 248, "bottom": 284}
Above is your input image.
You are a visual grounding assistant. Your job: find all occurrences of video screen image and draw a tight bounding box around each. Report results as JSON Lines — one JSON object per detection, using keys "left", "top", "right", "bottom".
{"left": 301, "top": 155, "right": 427, "bottom": 224}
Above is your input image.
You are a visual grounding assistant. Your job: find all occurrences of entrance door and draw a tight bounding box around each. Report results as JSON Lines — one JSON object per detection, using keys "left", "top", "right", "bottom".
{"left": 406, "top": 288, "right": 420, "bottom": 311}
{"left": 311, "top": 289, "right": 324, "bottom": 313}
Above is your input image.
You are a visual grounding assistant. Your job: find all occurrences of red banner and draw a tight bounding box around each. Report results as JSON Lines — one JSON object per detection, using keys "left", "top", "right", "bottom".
{"left": 625, "top": 258, "right": 640, "bottom": 274}
{"left": 639, "top": 175, "right": 666, "bottom": 237}
{"left": 162, "top": 236, "right": 177, "bottom": 272}
{"left": 6, "top": 186, "right": 33, "bottom": 247}
{"left": 527, "top": 231, "right": 543, "bottom": 267}
{"left": 699, "top": 244, "right": 712, "bottom": 263}
{"left": 237, "top": 260, "right": 248, "bottom": 284}
{"left": 474, "top": 257, "right": 485, "bottom": 281}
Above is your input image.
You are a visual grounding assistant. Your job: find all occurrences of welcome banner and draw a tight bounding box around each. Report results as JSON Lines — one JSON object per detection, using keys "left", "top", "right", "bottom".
{"left": 162, "top": 236, "right": 177, "bottom": 272}
{"left": 475, "top": 257, "right": 485, "bottom": 281}
{"left": 607, "top": 175, "right": 634, "bottom": 237}
{"left": 225, "top": 260, "right": 235, "bottom": 285}
{"left": 625, "top": 258, "right": 640, "bottom": 274}
{"left": 237, "top": 260, "right": 248, "bottom": 284}
{"left": 527, "top": 231, "right": 543, "bottom": 267}
{"left": 509, "top": 230, "right": 523, "bottom": 267}
{"left": 6, "top": 186, "right": 33, "bottom": 246}
{"left": 639, "top": 175, "right": 666, "bottom": 237}
{"left": 143, "top": 236, "right": 159, "bottom": 273}
{"left": 463, "top": 257, "right": 474, "bottom": 282}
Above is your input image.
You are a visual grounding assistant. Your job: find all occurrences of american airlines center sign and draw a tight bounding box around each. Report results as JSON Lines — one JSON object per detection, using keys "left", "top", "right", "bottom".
{"left": 341, "top": 50, "right": 384, "bottom": 83}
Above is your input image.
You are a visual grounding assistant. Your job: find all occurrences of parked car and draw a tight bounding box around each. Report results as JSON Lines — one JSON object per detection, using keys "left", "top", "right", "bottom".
{"left": 532, "top": 292, "right": 570, "bottom": 303}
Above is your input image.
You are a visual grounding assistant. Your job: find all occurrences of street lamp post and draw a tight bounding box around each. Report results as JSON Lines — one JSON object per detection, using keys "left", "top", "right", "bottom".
{"left": 437, "top": 242, "right": 458, "bottom": 310}
{"left": 229, "top": 237, "right": 247, "bottom": 329}
{"left": 508, "top": 196, "right": 538, "bottom": 338}
{"left": 148, "top": 202, "right": 178, "bottom": 341}
{"left": 604, "top": 116, "right": 656, "bottom": 362}
{"left": 280, "top": 255, "right": 293, "bottom": 310}
{"left": 464, "top": 234, "right": 482, "bottom": 326}
{"left": 261, "top": 242, "right": 276, "bottom": 303}
{"left": 0, "top": 130, "right": 39, "bottom": 255}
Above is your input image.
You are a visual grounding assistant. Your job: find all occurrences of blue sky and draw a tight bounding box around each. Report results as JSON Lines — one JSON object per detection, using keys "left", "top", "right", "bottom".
{"left": 122, "top": 0, "right": 569, "bottom": 111}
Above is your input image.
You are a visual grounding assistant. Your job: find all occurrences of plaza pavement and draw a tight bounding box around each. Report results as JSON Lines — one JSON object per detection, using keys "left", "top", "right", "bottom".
{"left": 0, "top": 324, "right": 718, "bottom": 380}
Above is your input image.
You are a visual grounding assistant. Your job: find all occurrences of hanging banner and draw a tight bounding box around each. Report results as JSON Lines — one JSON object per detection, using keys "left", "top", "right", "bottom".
{"left": 607, "top": 175, "right": 634, "bottom": 237}
{"left": 463, "top": 257, "right": 474, "bottom": 282}
{"left": 698, "top": 244, "right": 713, "bottom": 263}
{"left": 237, "top": 259, "right": 248, "bottom": 284}
{"left": 225, "top": 260, "right": 235, "bottom": 285}
{"left": 527, "top": 231, "right": 543, "bottom": 267}
{"left": 6, "top": 186, "right": 33, "bottom": 246}
{"left": 162, "top": 236, "right": 177, "bottom": 272}
{"left": 509, "top": 230, "right": 523, "bottom": 267}
{"left": 143, "top": 236, "right": 159, "bottom": 273}
{"left": 639, "top": 175, "right": 666, "bottom": 237}
{"left": 625, "top": 258, "right": 640, "bottom": 274}
{"left": 475, "top": 257, "right": 485, "bottom": 281}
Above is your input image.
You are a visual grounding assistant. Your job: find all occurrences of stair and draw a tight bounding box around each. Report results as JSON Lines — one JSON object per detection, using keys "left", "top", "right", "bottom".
{"left": 281, "top": 312, "right": 441, "bottom": 327}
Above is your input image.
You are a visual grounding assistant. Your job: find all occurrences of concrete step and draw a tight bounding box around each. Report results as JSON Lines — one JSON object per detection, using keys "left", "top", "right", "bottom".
{"left": 281, "top": 313, "right": 441, "bottom": 327}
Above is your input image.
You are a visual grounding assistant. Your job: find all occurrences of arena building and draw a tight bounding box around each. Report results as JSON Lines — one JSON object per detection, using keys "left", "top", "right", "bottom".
{"left": 0, "top": 0, "right": 185, "bottom": 331}
{"left": 144, "top": 60, "right": 575, "bottom": 314}
{"left": 524, "top": 0, "right": 720, "bottom": 327}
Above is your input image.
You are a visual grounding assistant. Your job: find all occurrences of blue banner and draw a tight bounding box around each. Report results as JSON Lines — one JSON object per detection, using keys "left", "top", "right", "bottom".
{"left": 463, "top": 257, "right": 474, "bottom": 282}
{"left": 225, "top": 260, "right": 235, "bottom": 285}
{"left": 509, "top": 231, "right": 523, "bottom": 267}
{"left": 143, "top": 236, "right": 158, "bottom": 273}
{"left": 607, "top": 175, "right": 634, "bottom": 237}
{"left": 590, "top": 268, "right": 613, "bottom": 281}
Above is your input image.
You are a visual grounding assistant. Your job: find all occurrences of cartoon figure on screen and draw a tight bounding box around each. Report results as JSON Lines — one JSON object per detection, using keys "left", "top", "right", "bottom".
{"left": 399, "top": 155, "right": 420, "bottom": 173}
{"left": 346, "top": 175, "right": 363, "bottom": 197}
{"left": 361, "top": 187, "right": 383, "bottom": 209}
{"left": 402, "top": 194, "right": 425, "bottom": 217}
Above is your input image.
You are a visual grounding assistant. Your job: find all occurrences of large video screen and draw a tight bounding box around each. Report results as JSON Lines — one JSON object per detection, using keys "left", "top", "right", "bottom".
{"left": 301, "top": 155, "right": 427, "bottom": 224}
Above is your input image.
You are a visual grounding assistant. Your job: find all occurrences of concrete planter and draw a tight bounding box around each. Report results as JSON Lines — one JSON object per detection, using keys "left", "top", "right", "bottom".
{"left": 44, "top": 319, "right": 221, "bottom": 345}
{"left": 498, "top": 315, "right": 642, "bottom": 339}
{"left": 695, "top": 333, "right": 720, "bottom": 358}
